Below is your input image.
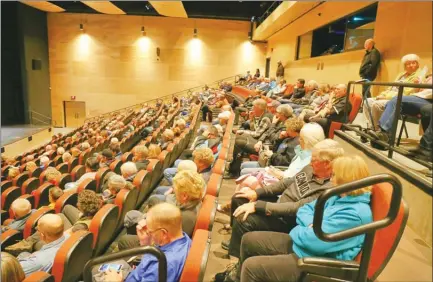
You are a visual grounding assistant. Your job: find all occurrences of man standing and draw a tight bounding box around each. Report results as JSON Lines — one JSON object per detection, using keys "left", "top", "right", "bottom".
{"left": 359, "top": 38, "right": 381, "bottom": 98}
{"left": 276, "top": 61, "right": 285, "bottom": 82}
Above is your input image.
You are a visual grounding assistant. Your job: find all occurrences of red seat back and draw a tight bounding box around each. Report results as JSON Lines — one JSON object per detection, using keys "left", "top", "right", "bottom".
{"left": 348, "top": 93, "right": 362, "bottom": 123}
{"left": 1, "top": 186, "right": 21, "bottom": 211}
{"left": 54, "top": 192, "right": 78, "bottom": 213}
{"left": 55, "top": 173, "right": 72, "bottom": 189}
{"left": 193, "top": 195, "right": 217, "bottom": 235}
{"left": 179, "top": 229, "right": 211, "bottom": 282}
{"left": 55, "top": 163, "right": 69, "bottom": 174}
{"left": 211, "top": 159, "right": 225, "bottom": 175}
{"left": 114, "top": 188, "right": 139, "bottom": 231}
{"left": 206, "top": 173, "right": 222, "bottom": 197}
{"left": 51, "top": 231, "right": 94, "bottom": 282}
{"left": 21, "top": 177, "right": 40, "bottom": 195}
{"left": 77, "top": 179, "right": 96, "bottom": 193}
{"left": 33, "top": 183, "right": 55, "bottom": 208}
{"left": 95, "top": 167, "right": 110, "bottom": 193}
{"left": 23, "top": 271, "right": 55, "bottom": 282}
{"left": 1, "top": 180, "right": 13, "bottom": 193}
{"left": 109, "top": 160, "right": 123, "bottom": 174}
{"left": 89, "top": 204, "right": 119, "bottom": 256}
{"left": 363, "top": 183, "right": 409, "bottom": 280}
{"left": 70, "top": 165, "right": 85, "bottom": 182}
{"left": 23, "top": 207, "right": 54, "bottom": 238}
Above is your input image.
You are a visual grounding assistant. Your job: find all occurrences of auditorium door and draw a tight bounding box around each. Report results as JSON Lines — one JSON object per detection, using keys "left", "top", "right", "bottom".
{"left": 265, "top": 58, "right": 271, "bottom": 78}
{"left": 64, "top": 101, "right": 86, "bottom": 128}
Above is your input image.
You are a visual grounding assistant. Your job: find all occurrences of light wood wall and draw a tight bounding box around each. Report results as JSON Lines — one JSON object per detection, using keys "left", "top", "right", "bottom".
{"left": 47, "top": 14, "right": 266, "bottom": 126}
{"left": 266, "top": 2, "right": 432, "bottom": 95}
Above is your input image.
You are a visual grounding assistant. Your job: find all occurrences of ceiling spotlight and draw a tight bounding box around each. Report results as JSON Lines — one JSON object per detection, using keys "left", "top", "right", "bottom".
{"left": 79, "top": 23, "right": 84, "bottom": 31}
{"left": 193, "top": 28, "right": 198, "bottom": 38}
{"left": 141, "top": 26, "right": 146, "bottom": 36}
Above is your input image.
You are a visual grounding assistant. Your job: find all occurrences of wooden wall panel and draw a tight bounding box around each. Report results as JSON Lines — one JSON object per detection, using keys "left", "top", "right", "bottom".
{"left": 266, "top": 2, "right": 432, "bottom": 95}
{"left": 48, "top": 13, "right": 266, "bottom": 126}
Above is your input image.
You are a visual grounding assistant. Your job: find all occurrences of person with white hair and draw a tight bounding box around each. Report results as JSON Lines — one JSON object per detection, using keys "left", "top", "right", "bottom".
{"left": 159, "top": 129, "right": 174, "bottom": 150}
{"left": 310, "top": 84, "right": 352, "bottom": 136}
{"left": 102, "top": 175, "right": 127, "bottom": 204}
{"left": 40, "top": 156, "right": 50, "bottom": 170}
{"left": 121, "top": 161, "right": 138, "bottom": 183}
{"left": 1, "top": 199, "right": 35, "bottom": 232}
{"left": 363, "top": 53, "right": 422, "bottom": 131}
{"left": 110, "top": 137, "right": 119, "bottom": 145}
{"left": 217, "top": 111, "right": 231, "bottom": 132}
{"left": 56, "top": 147, "right": 65, "bottom": 156}
{"left": 285, "top": 80, "right": 319, "bottom": 111}
{"left": 26, "top": 155, "right": 35, "bottom": 162}
{"left": 227, "top": 99, "right": 274, "bottom": 177}
{"left": 62, "top": 152, "right": 72, "bottom": 163}
{"left": 216, "top": 138, "right": 344, "bottom": 270}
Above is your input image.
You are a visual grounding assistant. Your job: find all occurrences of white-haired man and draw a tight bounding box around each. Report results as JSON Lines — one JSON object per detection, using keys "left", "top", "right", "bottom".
{"left": 217, "top": 139, "right": 344, "bottom": 276}
{"left": 310, "top": 84, "right": 352, "bottom": 136}
{"left": 121, "top": 162, "right": 138, "bottom": 184}
{"left": 227, "top": 99, "right": 273, "bottom": 177}
{"left": 40, "top": 156, "right": 50, "bottom": 170}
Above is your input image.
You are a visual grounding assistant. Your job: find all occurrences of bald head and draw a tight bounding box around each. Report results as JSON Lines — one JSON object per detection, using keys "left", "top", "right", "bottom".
{"left": 38, "top": 214, "right": 64, "bottom": 242}
{"left": 364, "top": 39, "right": 375, "bottom": 50}
{"left": 147, "top": 203, "right": 182, "bottom": 238}
{"left": 11, "top": 198, "right": 32, "bottom": 218}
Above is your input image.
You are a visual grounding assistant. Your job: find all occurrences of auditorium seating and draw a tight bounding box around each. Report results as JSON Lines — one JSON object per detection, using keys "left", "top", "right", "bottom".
{"left": 328, "top": 92, "right": 362, "bottom": 139}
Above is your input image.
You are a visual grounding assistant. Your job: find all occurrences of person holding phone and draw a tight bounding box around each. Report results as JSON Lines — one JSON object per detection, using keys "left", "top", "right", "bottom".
{"left": 103, "top": 203, "right": 191, "bottom": 282}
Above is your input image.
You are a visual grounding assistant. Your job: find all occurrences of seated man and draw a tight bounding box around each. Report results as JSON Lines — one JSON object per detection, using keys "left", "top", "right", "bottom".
{"left": 99, "top": 149, "right": 114, "bottom": 168}
{"left": 133, "top": 145, "right": 150, "bottom": 171}
{"left": 227, "top": 99, "right": 273, "bottom": 177}
{"left": 77, "top": 157, "right": 99, "bottom": 184}
{"left": 119, "top": 170, "right": 203, "bottom": 250}
{"left": 221, "top": 139, "right": 344, "bottom": 261}
{"left": 310, "top": 83, "right": 352, "bottom": 136}
{"left": 106, "top": 203, "right": 191, "bottom": 282}
{"left": 1, "top": 199, "right": 35, "bottom": 232}
{"left": 219, "top": 155, "right": 372, "bottom": 282}
{"left": 279, "top": 79, "right": 305, "bottom": 104}
{"left": 6, "top": 190, "right": 101, "bottom": 255}
{"left": 234, "top": 92, "right": 261, "bottom": 125}
{"left": 39, "top": 156, "right": 50, "bottom": 170}
{"left": 286, "top": 80, "right": 319, "bottom": 111}
{"left": 110, "top": 143, "right": 122, "bottom": 160}
{"left": 178, "top": 126, "right": 221, "bottom": 161}
{"left": 17, "top": 214, "right": 67, "bottom": 276}
{"left": 158, "top": 129, "right": 174, "bottom": 151}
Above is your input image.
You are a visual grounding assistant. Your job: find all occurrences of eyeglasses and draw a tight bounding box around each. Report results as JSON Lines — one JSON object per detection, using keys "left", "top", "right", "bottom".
{"left": 144, "top": 227, "right": 167, "bottom": 237}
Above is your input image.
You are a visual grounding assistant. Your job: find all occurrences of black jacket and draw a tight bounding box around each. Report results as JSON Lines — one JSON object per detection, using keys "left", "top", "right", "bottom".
{"left": 259, "top": 120, "right": 286, "bottom": 145}
{"left": 291, "top": 87, "right": 306, "bottom": 99}
{"left": 269, "top": 136, "right": 300, "bottom": 166}
{"left": 328, "top": 96, "right": 352, "bottom": 122}
{"left": 359, "top": 48, "right": 381, "bottom": 80}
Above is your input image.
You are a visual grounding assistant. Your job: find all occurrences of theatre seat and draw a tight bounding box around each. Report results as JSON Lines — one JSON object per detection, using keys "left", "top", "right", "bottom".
{"left": 121, "top": 152, "right": 133, "bottom": 163}
{"left": 206, "top": 173, "right": 223, "bottom": 197}
{"left": 1, "top": 186, "right": 21, "bottom": 212}
{"left": 33, "top": 183, "right": 55, "bottom": 208}
{"left": 1, "top": 180, "right": 13, "bottom": 193}
{"left": 30, "top": 167, "right": 42, "bottom": 178}
{"left": 109, "top": 160, "right": 123, "bottom": 174}
{"left": 193, "top": 195, "right": 217, "bottom": 235}
{"left": 95, "top": 167, "right": 111, "bottom": 193}
{"left": 68, "top": 158, "right": 79, "bottom": 173}
{"left": 298, "top": 175, "right": 408, "bottom": 282}
{"left": 114, "top": 188, "right": 139, "bottom": 232}
{"left": 56, "top": 163, "right": 69, "bottom": 174}
{"left": 158, "top": 150, "right": 171, "bottom": 170}
{"left": 55, "top": 192, "right": 78, "bottom": 213}
{"left": 23, "top": 207, "right": 55, "bottom": 239}
{"left": 51, "top": 231, "right": 94, "bottom": 282}
{"left": 71, "top": 165, "right": 85, "bottom": 181}
{"left": 21, "top": 177, "right": 40, "bottom": 195}
{"left": 211, "top": 159, "right": 225, "bottom": 175}
{"left": 55, "top": 173, "right": 72, "bottom": 189}
{"left": 328, "top": 93, "right": 362, "bottom": 139}
{"left": 77, "top": 178, "right": 97, "bottom": 193}
{"left": 89, "top": 204, "right": 119, "bottom": 256}
{"left": 22, "top": 271, "right": 54, "bottom": 282}
{"left": 133, "top": 170, "right": 152, "bottom": 206}
{"left": 53, "top": 155, "right": 63, "bottom": 166}
{"left": 179, "top": 229, "right": 211, "bottom": 282}
{"left": 147, "top": 159, "right": 162, "bottom": 188}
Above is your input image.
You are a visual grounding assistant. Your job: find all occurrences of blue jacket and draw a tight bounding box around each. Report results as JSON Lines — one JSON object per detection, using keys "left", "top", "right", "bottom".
{"left": 289, "top": 192, "right": 372, "bottom": 261}
{"left": 125, "top": 232, "right": 191, "bottom": 282}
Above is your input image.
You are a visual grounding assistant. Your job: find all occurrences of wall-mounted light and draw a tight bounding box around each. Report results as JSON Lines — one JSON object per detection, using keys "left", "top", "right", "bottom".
{"left": 80, "top": 23, "right": 84, "bottom": 31}
{"left": 193, "top": 28, "right": 198, "bottom": 38}
{"left": 141, "top": 26, "right": 146, "bottom": 36}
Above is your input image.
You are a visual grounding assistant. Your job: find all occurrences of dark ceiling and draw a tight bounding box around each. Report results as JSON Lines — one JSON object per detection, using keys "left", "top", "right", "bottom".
{"left": 49, "top": 1, "right": 275, "bottom": 21}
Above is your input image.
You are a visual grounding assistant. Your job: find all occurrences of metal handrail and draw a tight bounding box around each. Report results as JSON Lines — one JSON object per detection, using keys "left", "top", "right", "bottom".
{"left": 256, "top": 1, "right": 283, "bottom": 27}
{"left": 84, "top": 74, "right": 240, "bottom": 122}
{"left": 342, "top": 80, "right": 432, "bottom": 167}
{"left": 29, "top": 110, "right": 52, "bottom": 120}
{"left": 29, "top": 110, "right": 52, "bottom": 126}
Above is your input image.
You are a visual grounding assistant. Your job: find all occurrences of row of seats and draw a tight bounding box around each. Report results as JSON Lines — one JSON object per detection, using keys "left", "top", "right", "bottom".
{"left": 12, "top": 99, "right": 203, "bottom": 281}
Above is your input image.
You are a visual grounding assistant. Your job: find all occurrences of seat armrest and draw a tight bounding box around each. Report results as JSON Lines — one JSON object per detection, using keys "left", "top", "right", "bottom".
{"left": 298, "top": 257, "right": 360, "bottom": 281}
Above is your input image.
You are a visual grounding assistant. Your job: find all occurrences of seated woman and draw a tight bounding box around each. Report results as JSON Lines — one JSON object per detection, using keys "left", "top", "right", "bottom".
{"left": 363, "top": 53, "right": 422, "bottom": 131}
{"left": 154, "top": 160, "right": 198, "bottom": 199}
{"left": 7, "top": 166, "right": 20, "bottom": 181}
{"left": 119, "top": 170, "right": 204, "bottom": 250}
{"left": 25, "top": 161, "right": 37, "bottom": 172}
{"left": 101, "top": 175, "right": 127, "bottom": 204}
{"left": 47, "top": 187, "right": 64, "bottom": 209}
{"left": 215, "top": 155, "right": 373, "bottom": 282}
{"left": 147, "top": 144, "right": 162, "bottom": 160}
{"left": 1, "top": 252, "right": 25, "bottom": 282}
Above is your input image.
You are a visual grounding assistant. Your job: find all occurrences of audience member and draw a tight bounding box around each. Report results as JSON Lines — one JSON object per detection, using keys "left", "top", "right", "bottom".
{"left": 102, "top": 175, "right": 127, "bottom": 204}
{"left": 133, "top": 145, "right": 150, "bottom": 171}
{"left": 1, "top": 199, "right": 35, "bottom": 232}
{"left": 1, "top": 252, "right": 25, "bottom": 282}
{"left": 359, "top": 38, "right": 381, "bottom": 98}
